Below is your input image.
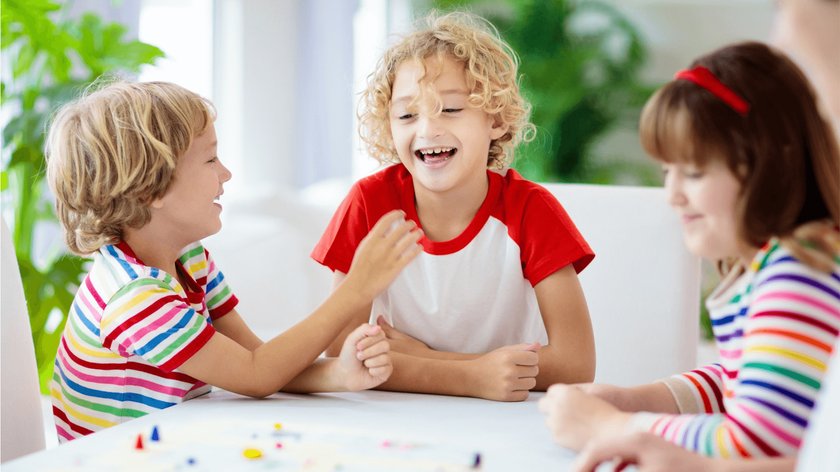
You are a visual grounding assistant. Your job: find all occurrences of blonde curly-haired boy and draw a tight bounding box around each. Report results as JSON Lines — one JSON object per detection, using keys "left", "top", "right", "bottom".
{"left": 313, "top": 12, "right": 596, "bottom": 401}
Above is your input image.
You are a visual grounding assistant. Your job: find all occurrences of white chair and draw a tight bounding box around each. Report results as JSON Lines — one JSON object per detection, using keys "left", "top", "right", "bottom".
{"left": 1, "top": 217, "right": 46, "bottom": 462}
{"left": 544, "top": 183, "right": 701, "bottom": 386}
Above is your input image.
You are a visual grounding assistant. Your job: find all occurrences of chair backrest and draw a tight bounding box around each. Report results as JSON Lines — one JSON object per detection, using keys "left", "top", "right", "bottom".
{"left": 1, "top": 217, "right": 46, "bottom": 462}
{"left": 544, "top": 183, "right": 701, "bottom": 386}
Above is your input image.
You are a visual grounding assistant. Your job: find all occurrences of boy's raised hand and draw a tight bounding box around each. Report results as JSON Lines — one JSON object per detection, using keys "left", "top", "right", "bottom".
{"left": 344, "top": 210, "right": 423, "bottom": 301}
{"left": 336, "top": 323, "right": 393, "bottom": 391}
{"left": 468, "top": 343, "right": 540, "bottom": 402}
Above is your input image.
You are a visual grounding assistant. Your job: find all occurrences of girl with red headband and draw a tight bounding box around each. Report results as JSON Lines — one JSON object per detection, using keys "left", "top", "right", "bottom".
{"left": 538, "top": 40, "right": 840, "bottom": 464}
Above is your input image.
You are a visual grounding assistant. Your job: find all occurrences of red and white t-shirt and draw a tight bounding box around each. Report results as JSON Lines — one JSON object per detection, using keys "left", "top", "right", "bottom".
{"left": 312, "top": 164, "right": 594, "bottom": 353}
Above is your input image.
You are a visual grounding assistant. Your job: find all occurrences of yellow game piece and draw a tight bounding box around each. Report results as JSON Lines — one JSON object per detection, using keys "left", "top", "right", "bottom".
{"left": 273, "top": 422, "right": 283, "bottom": 430}
{"left": 242, "top": 448, "right": 263, "bottom": 459}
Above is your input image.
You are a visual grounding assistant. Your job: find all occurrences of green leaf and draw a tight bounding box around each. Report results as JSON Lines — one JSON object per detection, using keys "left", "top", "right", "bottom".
{"left": 2, "top": 0, "right": 164, "bottom": 391}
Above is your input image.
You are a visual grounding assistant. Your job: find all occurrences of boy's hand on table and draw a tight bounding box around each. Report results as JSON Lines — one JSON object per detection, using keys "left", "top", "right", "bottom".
{"left": 336, "top": 324, "right": 393, "bottom": 391}
{"left": 344, "top": 210, "right": 423, "bottom": 301}
{"left": 538, "top": 384, "right": 631, "bottom": 451}
{"left": 468, "top": 343, "right": 540, "bottom": 402}
{"left": 375, "top": 315, "right": 430, "bottom": 356}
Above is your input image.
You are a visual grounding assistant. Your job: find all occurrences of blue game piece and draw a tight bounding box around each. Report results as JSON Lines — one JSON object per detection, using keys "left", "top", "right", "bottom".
{"left": 150, "top": 425, "right": 160, "bottom": 442}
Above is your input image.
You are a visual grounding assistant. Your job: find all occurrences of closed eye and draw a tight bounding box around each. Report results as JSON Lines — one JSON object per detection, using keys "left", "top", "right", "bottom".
{"left": 398, "top": 113, "right": 415, "bottom": 120}
{"left": 442, "top": 108, "right": 463, "bottom": 113}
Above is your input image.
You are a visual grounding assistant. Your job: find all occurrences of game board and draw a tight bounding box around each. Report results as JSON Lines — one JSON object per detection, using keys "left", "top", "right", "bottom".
{"left": 49, "top": 418, "right": 482, "bottom": 471}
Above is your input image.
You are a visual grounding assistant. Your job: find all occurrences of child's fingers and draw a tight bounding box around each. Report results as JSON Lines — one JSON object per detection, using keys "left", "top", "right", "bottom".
{"left": 344, "top": 323, "right": 381, "bottom": 350}
{"left": 513, "top": 350, "right": 539, "bottom": 366}
{"left": 397, "top": 240, "right": 424, "bottom": 264}
{"left": 367, "top": 364, "right": 392, "bottom": 379}
{"left": 369, "top": 210, "right": 407, "bottom": 238}
{"left": 383, "top": 221, "right": 419, "bottom": 252}
{"left": 363, "top": 353, "right": 391, "bottom": 369}
{"left": 514, "top": 377, "right": 537, "bottom": 391}
{"left": 355, "top": 330, "right": 386, "bottom": 351}
{"left": 357, "top": 339, "right": 390, "bottom": 361}
{"left": 517, "top": 365, "right": 539, "bottom": 378}
{"left": 537, "top": 395, "right": 553, "bottom": 413}
{"left": 392, "top": 228, "right": 424, "bottom": 260}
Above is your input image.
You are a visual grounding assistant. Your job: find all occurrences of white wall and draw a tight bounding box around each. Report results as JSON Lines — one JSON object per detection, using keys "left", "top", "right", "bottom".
{"left": 605, "top": 0, "right": 775, "bottom": 82}
{"left": 592, "top": 0, "right": 775, "bottom": 182}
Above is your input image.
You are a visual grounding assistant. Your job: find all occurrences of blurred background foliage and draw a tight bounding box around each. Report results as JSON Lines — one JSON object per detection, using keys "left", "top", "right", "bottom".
{"left": 1, "top": 0, "right": 164, "bottom": 392}
{"left": 429, "top": 0, "right": 660, "bottom": 185}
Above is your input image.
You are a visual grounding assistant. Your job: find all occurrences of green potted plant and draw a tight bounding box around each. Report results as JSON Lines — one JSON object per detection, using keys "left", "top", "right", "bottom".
{"left": 1, "top": 0, "right": 164, "bottom": 391}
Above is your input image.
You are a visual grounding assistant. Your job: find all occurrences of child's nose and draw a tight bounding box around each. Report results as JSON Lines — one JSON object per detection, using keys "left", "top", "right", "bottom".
{"left": 664, "top": 174, "right": 686, "bottom": 207}
{"left": 417, "top": 114, "right": 444, "bottom": 139}
{"left": 219, "top": 162, "right": 232, "bottom": 182}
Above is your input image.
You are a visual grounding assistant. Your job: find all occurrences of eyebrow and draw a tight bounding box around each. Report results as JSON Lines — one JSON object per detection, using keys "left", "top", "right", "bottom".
{"left": 391, "top": 89, "right": 469, "bottom": 107}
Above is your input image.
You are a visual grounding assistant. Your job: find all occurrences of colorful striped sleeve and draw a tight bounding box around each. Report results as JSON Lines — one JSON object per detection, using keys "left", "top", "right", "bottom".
{"left": 660, "top": 363, "right": 727, "bottom": 414}
{"left": 201, "top": 247, "right": 238, "bottom": 319}
{"left": 632, "top": 259, "right": 840, "bottom": 458}
{"left": 100, "top": 277, "right": 215, "bottom": 373}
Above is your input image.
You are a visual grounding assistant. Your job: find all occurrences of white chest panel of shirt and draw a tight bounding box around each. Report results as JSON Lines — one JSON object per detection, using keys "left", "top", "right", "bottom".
{"left": 371, "top": 217, "right": 548, "bottom": 354}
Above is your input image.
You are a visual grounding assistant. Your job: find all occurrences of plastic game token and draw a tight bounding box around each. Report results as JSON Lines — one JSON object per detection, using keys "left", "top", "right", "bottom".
{"left": 242, "top": 448, "right": 263, "bottom": 459}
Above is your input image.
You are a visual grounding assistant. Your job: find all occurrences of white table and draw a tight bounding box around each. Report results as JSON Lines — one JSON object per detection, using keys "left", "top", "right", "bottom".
{"left": 6, "top": 390, "right": 576, "bottom": 471}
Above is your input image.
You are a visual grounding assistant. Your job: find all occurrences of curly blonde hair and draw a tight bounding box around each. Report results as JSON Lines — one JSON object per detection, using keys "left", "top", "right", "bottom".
{"left": 359, "top": 11, "right": 535, "bottom": 168}
{"left": 45, "top": 80, "right": 215, "bottom": 255}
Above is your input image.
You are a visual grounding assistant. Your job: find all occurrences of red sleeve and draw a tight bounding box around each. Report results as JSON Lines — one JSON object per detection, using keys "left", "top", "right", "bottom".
{"left": 508, "top": 181, "right": 594, "bottom": 286}
{"left": 311, "top": 182, "right": 374, "bottom": 274}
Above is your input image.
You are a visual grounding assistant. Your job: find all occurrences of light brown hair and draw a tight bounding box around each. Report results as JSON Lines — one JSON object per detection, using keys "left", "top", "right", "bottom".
{"left": 45, "top": 80, "right": 215, "bottom": 255}
{"left": 640, "top": 41, "right": 840, "bottom": 248}
{"left": 358, "top": 11, "right": 535, "bottom": 168}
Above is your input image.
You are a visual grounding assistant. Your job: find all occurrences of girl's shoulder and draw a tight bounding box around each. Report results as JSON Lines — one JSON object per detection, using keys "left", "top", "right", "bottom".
{"left": 751, "top": 238, "right": 840, "bottom": 291}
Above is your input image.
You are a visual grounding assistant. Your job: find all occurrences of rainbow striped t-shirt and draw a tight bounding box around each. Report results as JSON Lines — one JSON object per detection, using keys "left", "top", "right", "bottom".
{"left": 631, "top": 239, "right": 840, "bottom": 458}
{"left": 50, "top": 241, "right": 238, "bottom": 442}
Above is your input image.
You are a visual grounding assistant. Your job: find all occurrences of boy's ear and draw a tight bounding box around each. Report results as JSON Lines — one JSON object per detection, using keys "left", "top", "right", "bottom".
{"left": 149, "top": 197, "right": 165, "bottom": 210}
{"left": 489, "top": 117, "right": 509, "bottom": 141}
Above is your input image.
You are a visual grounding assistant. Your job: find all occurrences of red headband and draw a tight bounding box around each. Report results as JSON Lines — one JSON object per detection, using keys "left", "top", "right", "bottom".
{"left": 674, "top": 66, "right": 750, "bottom": 116}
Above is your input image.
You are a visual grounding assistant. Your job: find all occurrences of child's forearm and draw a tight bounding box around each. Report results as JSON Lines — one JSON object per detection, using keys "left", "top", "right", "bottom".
{"left": 405, "top": 348, "right": 481, "bottom": 361}
{"left": 374, "top": 352, "right": 477, "bottom": 397}
{"left": 181, "top": 281, "right": 374, "bottom": 398}
{"left": 253, "top": 282, "right": 372, "bottom": 387}
{"left": 280, "top": 358, "right": 345, "bottom": 393}
{"left": 534, "top": 344, "right": 595, "bottom": 390}
{"left": 625, "top": 382, "right": 681, "bottom": 414}
{"left": 324, "top": 272, "right": 371, "bottom": 357}
{"left": 377, "top": 351, "right": 537, "bottom": 401}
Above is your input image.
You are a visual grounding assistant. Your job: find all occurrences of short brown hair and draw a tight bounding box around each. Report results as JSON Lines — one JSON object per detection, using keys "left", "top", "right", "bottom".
{"left": 45, "top": 81, "right": 215, "bottom": 255}
{"left": 358, "top": 11, "right": 535, "bottom": 168}
{"left": 640, "top": 41, "right": 840, "bottom": 248}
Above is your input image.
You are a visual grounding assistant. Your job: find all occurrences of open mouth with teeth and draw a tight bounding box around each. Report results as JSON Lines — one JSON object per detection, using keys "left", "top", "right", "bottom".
{"left": 415, "top": 147, "right": 457, "bottom": 164}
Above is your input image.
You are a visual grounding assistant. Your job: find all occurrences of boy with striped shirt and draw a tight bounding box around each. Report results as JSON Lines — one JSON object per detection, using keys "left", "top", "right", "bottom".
{"left": 45, "top": 81, "right": 422, "bottom": 441}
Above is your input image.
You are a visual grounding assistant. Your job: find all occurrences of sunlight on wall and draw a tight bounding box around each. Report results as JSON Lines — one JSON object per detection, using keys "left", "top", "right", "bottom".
{"left": 137, "top": 0, "right": 214, "bottom": 99}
